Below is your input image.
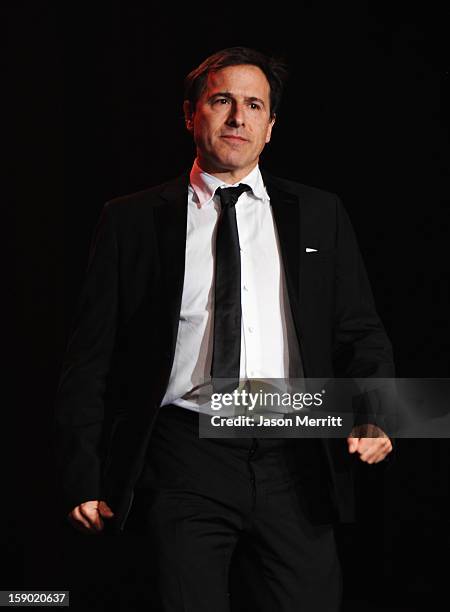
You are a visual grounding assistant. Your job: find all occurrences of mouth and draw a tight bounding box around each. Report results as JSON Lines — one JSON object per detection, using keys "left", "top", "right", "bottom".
{"left": 221, "top": 135, "right": 248, "bottom": 143}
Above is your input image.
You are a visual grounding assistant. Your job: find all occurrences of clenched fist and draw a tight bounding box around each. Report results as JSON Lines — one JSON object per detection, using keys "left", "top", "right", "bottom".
{"left": 67, "top": 500, "right": 115, "bottom": 535}
{"left": 347, "top": 424, "right": 393, "bottom": 464}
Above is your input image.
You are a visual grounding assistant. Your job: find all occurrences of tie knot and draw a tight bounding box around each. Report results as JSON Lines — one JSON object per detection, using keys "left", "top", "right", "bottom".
{"left": 217, "top": 183, "right": 251, "bottom": 208}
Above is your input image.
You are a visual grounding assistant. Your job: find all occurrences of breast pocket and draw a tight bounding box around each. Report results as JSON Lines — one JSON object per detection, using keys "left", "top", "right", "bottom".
{"left": 301, "top": 248, "right": 336, "bottom": 301}
{"left": 303, "top": 248, "right": 336, "bottom": 263}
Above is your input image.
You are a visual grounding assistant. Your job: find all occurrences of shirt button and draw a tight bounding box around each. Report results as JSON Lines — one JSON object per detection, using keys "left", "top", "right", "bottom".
{"left": 243, "top": 285, "right": 248, "bottom": 291}
{"left": 248, "top": 326, "right": 253, "bottom": 333}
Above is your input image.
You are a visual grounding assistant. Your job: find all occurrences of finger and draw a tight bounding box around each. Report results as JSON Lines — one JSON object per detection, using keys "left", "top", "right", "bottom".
{"left": 98, "top": 502, "right": 114, "bottom": 517}
{"left": 79, "top": 505, "right": 103, "bottom": 531}
{"left": 347, "top": 437, "right": 359, "bottom": 453}
{"left": 358, "top": 436, "right": 387, "bottom": 454}
{"left": 360, "top": 440, "right": 392, "bottom": 463}
{"left": 360, "top": 453, "right": 378, "bottom": 464}
{"left": 372, "top": 442, "right": 393, "bottom": 463}
{"left": 360, "top": 445, "right": 382, "bottom": 462}
{"left": 371, "top": 454, "right": 386, "bottom": 463}
{"left": 359, "top": 442, "right": 381, "bottom": 461}
{"left": 365, "top": 451, "right": 387, "bottom": 464}
{"left": 359, "top": 451, "right": 376, "bottom": 463}
{"left": 356, "top": 442, "right": 372, "bottom": 457}
{"left": 70, "top": 507, "right": 92, "bottom": 530}
{"left": 68, "top": 508, "right": 95, "bottom": 532}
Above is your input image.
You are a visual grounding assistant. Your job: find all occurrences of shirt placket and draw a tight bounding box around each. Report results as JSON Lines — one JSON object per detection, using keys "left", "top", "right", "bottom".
{"left": 236, "top": 199, "right": 262, "bottom": 379}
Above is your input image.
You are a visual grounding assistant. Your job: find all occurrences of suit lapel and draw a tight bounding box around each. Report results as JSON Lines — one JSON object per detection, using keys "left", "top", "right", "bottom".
{"left": 154, "top": 171, "right": 190, "bottom": 358}
{"left": 261, "top": 168, "right": 302, "bottom": 322}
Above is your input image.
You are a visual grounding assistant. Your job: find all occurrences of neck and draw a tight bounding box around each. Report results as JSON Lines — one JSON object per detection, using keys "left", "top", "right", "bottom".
{"left": 195, "top": 158, "right": 257, "bottom": 185}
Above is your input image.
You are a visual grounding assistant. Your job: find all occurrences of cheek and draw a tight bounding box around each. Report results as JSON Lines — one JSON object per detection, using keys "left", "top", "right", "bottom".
{"left": 195, "top": 118, "right": 220, "bottom": 141}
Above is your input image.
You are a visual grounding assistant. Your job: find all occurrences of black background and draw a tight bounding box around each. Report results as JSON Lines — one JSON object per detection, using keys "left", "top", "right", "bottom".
{"left": 11, "top": 2, "right": 449, "bottom": 610}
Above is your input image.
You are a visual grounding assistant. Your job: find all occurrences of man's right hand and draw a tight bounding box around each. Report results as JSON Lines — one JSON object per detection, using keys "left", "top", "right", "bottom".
{"left": 67, "top": 500, "right": 115, "bottom": 535}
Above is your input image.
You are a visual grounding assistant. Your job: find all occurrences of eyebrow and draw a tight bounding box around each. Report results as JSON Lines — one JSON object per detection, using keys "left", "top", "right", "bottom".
{"left": 208, "top": 92, "right": 266, "bottom": 108}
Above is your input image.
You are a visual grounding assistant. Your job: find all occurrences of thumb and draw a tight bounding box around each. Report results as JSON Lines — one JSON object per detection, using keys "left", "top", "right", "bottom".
{"left": 347, "top": 437, "right": 359, "bottom": 453}
{"left": 98, "top": 501, "right": 115, "bottom": 518}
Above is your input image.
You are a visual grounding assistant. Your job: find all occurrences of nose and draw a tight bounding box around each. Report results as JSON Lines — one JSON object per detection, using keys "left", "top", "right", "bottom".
{"left": 226, "top": 102, "right": 245, "bottom": 128}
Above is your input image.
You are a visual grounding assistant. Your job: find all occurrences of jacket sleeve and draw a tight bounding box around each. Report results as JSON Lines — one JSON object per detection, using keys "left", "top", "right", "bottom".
{"left": 53, "top": 202, "right": 119, "bottom": 516}
{"left": 332, "top": 195, "right": 394, "bottom": 378}
{"left": 332, "top": 197, "right": 397, "bottom": 449}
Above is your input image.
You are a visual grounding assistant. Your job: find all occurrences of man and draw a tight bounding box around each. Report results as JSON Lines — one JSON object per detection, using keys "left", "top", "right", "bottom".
{"left": 55, "top": 47, "right": 394, "bottom": 611}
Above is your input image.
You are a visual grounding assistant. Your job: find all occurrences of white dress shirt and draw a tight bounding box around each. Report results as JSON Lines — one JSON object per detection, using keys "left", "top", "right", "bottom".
{"left": 160, "top": 159, "right": 301, "bottom": 411}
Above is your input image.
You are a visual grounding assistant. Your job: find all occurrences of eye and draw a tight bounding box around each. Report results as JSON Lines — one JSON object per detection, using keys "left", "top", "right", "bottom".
{"left": 214, "top": 98, "right": 230, "bottom": 105}
{"left": 249, "top": 102, "right": 261, "bottom": 110}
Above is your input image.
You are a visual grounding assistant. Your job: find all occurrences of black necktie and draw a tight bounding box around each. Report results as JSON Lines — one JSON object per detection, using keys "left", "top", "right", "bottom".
{"left": 211, "top": 184, "right": 252, "bottom": 390}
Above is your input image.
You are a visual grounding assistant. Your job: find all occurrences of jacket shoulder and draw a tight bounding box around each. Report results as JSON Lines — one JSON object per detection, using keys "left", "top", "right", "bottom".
{"left": 103, "top": 171, "right": 190, "bottom": 218}
{"left": 264, "top": 170, "right": 340, "bottom": 208}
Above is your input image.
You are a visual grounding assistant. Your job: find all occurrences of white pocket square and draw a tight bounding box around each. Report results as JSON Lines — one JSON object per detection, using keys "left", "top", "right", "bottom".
{"left": 305, "top": 247, "right": 318, "bottom": 252}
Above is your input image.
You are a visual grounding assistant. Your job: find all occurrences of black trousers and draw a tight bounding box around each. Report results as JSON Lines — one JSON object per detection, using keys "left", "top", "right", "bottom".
{"left": 127, "top": 404, "right": 342, "bottom": 611}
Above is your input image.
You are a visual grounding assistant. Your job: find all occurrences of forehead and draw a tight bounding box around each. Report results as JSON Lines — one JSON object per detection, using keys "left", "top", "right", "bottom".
{"left": 203, "top": 64, "right": 271, "bottom": 100}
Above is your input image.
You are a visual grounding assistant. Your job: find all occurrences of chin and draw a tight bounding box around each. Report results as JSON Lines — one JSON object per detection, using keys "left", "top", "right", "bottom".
{"left": 201, "top": 151, "right": 253, "bottom": 175}
{"left": 217, "top": 155, "right": 250, "bottom": 170}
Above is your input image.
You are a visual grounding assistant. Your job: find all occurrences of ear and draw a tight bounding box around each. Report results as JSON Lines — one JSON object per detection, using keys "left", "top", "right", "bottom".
{"left": 265, "top": 113, "right": 276, "bottom": 144}
{"left": 183, "top": 100, "right": 194, "bottom": 133}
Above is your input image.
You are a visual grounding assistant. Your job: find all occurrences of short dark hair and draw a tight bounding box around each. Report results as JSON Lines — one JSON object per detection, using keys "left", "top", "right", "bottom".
{"left": 184, "top": 46, "right": 289, "bottom": 119}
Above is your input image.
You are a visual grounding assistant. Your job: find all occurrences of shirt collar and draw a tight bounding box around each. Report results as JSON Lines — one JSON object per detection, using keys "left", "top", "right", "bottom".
{"left": 189, "top": 158, "right": 268, "bottom": 208}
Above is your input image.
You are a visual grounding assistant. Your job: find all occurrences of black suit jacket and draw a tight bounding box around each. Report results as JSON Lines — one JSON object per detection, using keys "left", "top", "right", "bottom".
{"left": 54, "top": 168, "right": 395, "bottom": 532}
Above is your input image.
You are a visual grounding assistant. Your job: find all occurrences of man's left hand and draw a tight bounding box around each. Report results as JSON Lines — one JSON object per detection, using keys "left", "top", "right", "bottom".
{"left": 347, "top": 424, "right": 393, "bottom": 463}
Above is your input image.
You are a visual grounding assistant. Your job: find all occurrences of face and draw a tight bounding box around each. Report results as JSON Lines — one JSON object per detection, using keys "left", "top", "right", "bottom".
{"left": 184, "top": 64, "right": 275, "bottom": 182}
